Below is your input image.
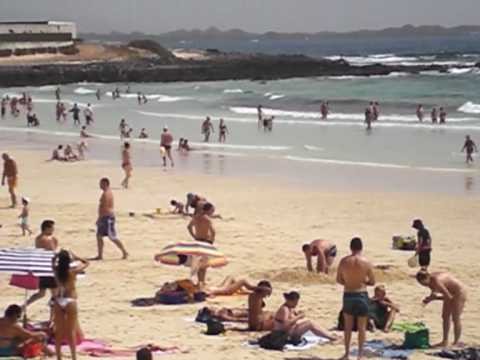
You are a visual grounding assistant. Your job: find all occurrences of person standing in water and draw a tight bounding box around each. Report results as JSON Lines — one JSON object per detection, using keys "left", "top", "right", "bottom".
{"left": 69, "top": 104, "right": 81, "bottom": 126}
{"left": 95, "top": 89, "right": 101, "bottom": 101}
{"left": 121, "top": 142, "right": 132, "bottom": 189}
{"left": 320, "top": 101, "right": 329, "bottom": 120}
{"left": 373, "top": 102, "right": 380, "bottom": 121}
{"left": 160, "top": 126, "right": 174, "bottom": 167}
{"left": 218, "top": 119, "right": 229, "bottom": 143}
{"left": 55, "top": 87, "right": 61, "bottom": 101}
{"left": 257, "top": 105, "right": 263, "bottom": 129}
{"left": 202, "top": 117, "right": 214, "bottom": 142}
{"left": 365, "top": 106, "right": 372, "bottom": 130}
{"left": 439, "top": 107, "right": 447, "bottom": 124}
{"left": 337, "top": 237, "right": 375, "bottom": 360}
{"left": 92, "top": 177, "right": 128, "bottom": 260}
{"left": 461, "top": 135, "right": 478, "bottom": 164}
{"left": 416, "top": 105, "right": 424, "bottom": 122}
{"left": 431, "top": 107, "right": 438, "bottom": 124}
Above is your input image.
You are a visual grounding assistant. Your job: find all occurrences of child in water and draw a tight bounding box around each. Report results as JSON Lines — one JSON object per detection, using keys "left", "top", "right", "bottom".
{"left": 18, "top": 197, "right": 33, "bottom": 236}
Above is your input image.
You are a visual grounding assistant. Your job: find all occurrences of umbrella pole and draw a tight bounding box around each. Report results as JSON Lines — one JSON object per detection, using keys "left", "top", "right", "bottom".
{"left": 23, "top": 289, "right": 28, "bottom": 328}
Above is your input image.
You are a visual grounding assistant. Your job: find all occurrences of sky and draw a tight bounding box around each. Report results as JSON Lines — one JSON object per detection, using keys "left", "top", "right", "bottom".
{"left": 0, "top": 0, "right": 478, "bottom": 34}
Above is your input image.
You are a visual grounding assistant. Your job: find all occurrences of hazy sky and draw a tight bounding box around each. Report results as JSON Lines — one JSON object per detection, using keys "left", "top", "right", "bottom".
{"left": 0, "top": 0, "right": 478, "bottom": 34}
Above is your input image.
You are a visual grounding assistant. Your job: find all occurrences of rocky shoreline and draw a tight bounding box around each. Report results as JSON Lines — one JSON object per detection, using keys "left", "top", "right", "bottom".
{"left": 0, "top": 52, "right": 475, "bottom": 87}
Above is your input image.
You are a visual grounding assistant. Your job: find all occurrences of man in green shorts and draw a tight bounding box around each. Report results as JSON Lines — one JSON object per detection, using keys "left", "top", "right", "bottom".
{"left": 337, "top": 237, "right": 376, "bottom": 360}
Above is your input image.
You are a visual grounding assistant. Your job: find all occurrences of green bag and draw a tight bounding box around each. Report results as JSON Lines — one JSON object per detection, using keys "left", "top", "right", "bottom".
{"left": 402, "top": 328, "right": 430, "bottom": 349}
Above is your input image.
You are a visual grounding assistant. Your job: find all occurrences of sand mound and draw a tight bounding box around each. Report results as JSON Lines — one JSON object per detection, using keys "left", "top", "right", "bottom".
{"left": 250, "top": 265, "right": 411, "bottom": 286}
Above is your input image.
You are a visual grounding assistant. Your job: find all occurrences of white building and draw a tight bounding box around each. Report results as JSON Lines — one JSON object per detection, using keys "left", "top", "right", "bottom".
{"left": 0, "top": 21, "right": 77, "bottom": 55}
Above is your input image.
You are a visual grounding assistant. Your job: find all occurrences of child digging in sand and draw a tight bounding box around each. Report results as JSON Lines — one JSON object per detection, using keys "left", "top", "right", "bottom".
{"left": 18, "top": 197, "right": 32, "bottom": 236}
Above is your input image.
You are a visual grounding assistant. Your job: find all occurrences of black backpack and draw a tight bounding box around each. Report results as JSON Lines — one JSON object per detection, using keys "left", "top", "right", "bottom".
{"left": 258, "top": 331, "right": 289, "bottom": 351}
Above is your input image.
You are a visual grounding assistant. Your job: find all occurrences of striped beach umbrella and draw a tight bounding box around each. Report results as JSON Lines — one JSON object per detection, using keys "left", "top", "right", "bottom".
{"left": 0, "top": 248, "right": 55, "bottom": 277}
{"left": 155, "top": 242, "right": 228, "bottom": 268}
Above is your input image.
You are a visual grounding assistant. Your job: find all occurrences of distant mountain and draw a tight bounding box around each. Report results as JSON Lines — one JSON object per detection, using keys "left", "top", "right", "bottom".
{"left": 80, "top": 25, "right": 480, "bottom": 43}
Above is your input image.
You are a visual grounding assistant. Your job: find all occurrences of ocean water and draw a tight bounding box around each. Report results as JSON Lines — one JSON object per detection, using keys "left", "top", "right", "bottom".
{"left": 2, "top": 35, "right": 480, "bottom": 194}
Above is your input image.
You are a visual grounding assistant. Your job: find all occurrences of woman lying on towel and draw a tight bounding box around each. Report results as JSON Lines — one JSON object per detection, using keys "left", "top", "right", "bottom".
{"left": 205, "top": 276, "right": 257, "bottom": 297}
{"left": 273, "top": 291, "right": 338, "bottom": 342}
{"left": 197, "top": 307, "right": 249, "bottom": 323}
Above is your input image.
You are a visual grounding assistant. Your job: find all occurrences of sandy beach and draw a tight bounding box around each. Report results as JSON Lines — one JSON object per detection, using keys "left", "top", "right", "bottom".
{"left": 0, "top": 148, "right": 478, "bottom": 359}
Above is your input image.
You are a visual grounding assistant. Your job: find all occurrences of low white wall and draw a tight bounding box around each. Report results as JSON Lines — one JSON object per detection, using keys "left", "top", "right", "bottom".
{"left": 0, "top": 41, "right": 73, "bottom": 51}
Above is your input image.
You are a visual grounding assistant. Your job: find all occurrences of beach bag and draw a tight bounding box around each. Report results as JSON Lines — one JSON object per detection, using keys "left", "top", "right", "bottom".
{"left": 258, "top": 331, "right": 289, "bottom": 351}
{"left": 392, "top": 235, "right": 417, "bottom": 251}
{"left": 21, "top": 342, "right": 43, "bottom": 358}
{"left": 205, "top": 319, "right": 225, "bottom": 335}
{"left": 402, "top": 328, "right": 430, "bottom": 349}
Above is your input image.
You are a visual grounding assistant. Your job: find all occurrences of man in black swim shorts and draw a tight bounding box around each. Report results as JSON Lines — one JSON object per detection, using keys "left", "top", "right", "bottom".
{"left": 337, "top": 237, "right": 375, "bottom": 360}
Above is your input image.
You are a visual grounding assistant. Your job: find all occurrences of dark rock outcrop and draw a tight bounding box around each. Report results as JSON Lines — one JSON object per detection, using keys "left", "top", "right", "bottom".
{"left": 0, "top": 53, "right": 465, "bottom": 87}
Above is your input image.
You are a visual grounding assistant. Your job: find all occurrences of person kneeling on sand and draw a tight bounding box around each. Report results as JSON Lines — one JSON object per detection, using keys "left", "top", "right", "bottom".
{"left": 170, "top": 199, "right": 185, "bottom": 215}
{"left": 416, "top": 270, "right": 467, "bottom": 348}
{"left": 369, "top": 285, "right": 399, "bottom": 333}
{"left": 248, "top": 281, "right": 274, "bottom": 331}
{"left": 302, "top": 239, "right": 337, "bottom": 274}
{"left": 274, "top": 291, "right": 338, "bottom": 342}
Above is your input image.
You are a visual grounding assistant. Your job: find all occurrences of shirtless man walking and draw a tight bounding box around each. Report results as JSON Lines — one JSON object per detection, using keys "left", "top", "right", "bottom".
{"left": 302, "top": 239, "right": 337, "bottom": 274}
{"left": 337, "top": 237, "right": 375, "bottom": 360}
{"left": 26, "top": 220, "right": 59, "bottom": 306}
{"left": 461, "top": 135, "right": 478, "bottom": 164}
{"left": 2, "top": 153, "right": 18, "bottom": 208}
{"left": 160, "top": 126, "right": 174, "bottom": 167}
{"left": 187, "top": 203, "right": 216, "bottom": 244}
{"left": 416, "top": 270, "right": 467, "bottom": 348}
{"left": 121, "top": 142, "right": 132, "bottom": 189}
{"left": 92, "top": 178, "right": 128, "bottom": 260}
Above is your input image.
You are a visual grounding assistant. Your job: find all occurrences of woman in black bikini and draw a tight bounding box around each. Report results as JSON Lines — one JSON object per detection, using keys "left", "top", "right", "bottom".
{"left": 218, "top": 119, "right": 228, "bottom": 143}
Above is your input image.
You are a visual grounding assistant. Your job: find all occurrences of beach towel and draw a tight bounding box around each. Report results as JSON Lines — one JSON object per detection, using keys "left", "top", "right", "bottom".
{"left": 351, "top": 340, "right": 414, "bottom": 359}
{"left": 247, "top": 331, "right": 330, "bottom": 351}
{"left": 47, "top": 339, "right": 181, "bottom": 357}
{"left": 431, "top": 347, "right": 480, "bottom": 359}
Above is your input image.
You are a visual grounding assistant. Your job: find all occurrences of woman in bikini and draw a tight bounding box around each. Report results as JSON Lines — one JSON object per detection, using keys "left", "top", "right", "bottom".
{"left": 274, "top": 291, "right": 338, "bottom": 342}
{"left": 121, "top": 142, "right": 132, "bottom": 189}
{"left": 218, "top": 119, "right": 228, "bottom": 143}
{"left": 248, "top": 281, "right": 274, "bottom": 331}
{"left": 205, "top": 276, "right": 257, "bottom": 297}
{"left": 52, "top": 250, "right": 89, "bottom": 360}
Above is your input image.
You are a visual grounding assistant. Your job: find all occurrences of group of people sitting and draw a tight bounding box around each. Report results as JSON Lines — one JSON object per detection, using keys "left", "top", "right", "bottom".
{"left": 50, "top": 142, "right": 88, "bottom": 162}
